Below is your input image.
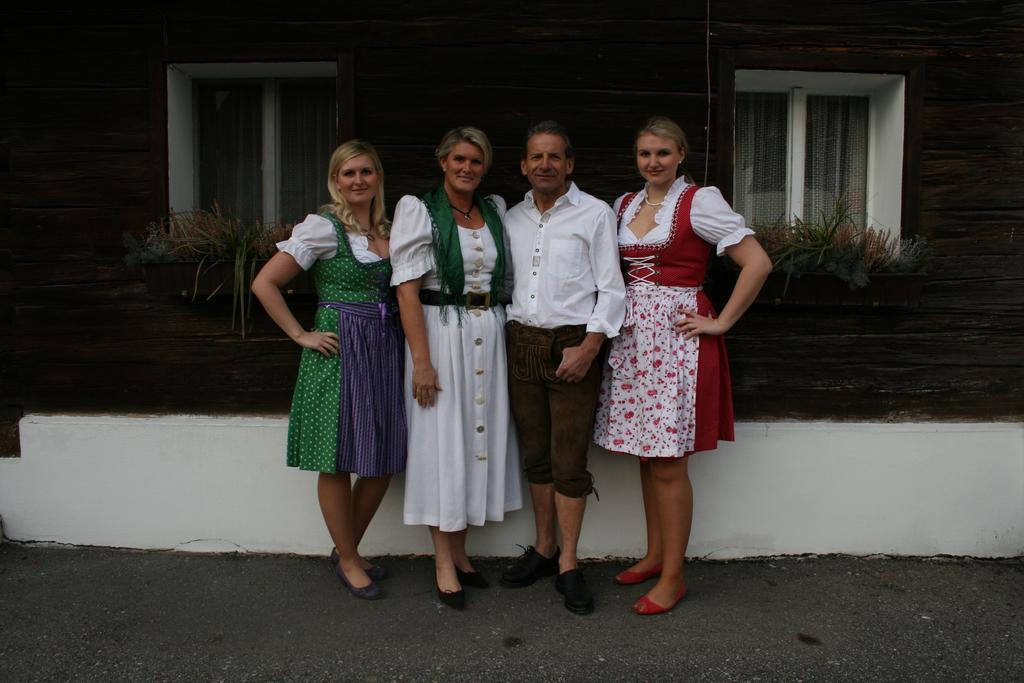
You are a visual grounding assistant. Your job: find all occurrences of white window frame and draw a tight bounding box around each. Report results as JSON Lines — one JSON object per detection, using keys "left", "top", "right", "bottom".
{"left": 735, "top": 70, "right": 905, "bottom": 235}
{"left": 166, "top": 61, "right": 337, "bottom": 222}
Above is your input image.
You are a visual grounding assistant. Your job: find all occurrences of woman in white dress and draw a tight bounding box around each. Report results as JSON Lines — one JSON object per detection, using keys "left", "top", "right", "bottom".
{"left": 390, "top": 126, "right": 522, "bottom": 609}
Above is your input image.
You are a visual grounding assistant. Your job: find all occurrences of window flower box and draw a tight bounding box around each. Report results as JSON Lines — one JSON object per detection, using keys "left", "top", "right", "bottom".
{"left": 729, "top": 198, "right": 932, "bottom": 309}
{"left": 755, "top": 271, "right": 927, "bottom": 308}
{"left": 143, "top": 260, "right": 314, "bottom": 298}
{"left": 125, "top": 207, "right": 305, "bottom": 337}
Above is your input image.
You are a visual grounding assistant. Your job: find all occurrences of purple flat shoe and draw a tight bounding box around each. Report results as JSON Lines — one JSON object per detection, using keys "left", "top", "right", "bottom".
{"left": 329, "top": 548, "right": 387, "bottom": 581}
{"left": 334, "top": 562, "right": 382, "bottom": 600}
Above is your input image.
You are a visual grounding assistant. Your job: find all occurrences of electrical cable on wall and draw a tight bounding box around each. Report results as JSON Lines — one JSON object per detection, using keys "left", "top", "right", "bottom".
{"left": 704, "top": 0, "right": 711, "bottom": 185}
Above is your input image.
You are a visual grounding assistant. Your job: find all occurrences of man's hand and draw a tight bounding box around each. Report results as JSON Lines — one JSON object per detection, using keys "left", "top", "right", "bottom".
{"left": 554, "top": 345, "right": 595, "bottom": 383}
{"left": 555, "top": 332, "right": 604, "bottom": 383}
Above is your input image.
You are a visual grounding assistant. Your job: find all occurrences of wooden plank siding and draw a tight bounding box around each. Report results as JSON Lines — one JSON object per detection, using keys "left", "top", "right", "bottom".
{"left": 2, "top": 2, "right": 1023, "bottom": 434}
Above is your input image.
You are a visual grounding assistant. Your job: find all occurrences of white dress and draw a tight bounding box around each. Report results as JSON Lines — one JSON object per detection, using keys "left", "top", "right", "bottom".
{"left": 390, "top": 194, "right": 523, "bottom": 532}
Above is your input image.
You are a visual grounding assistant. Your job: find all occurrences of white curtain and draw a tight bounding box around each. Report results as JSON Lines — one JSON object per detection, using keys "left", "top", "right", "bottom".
{"left": 804, "top": 95, "right": 868, "bottom": 228}
{"left": 734, "top": 92, "right": 788, "bottom": 227}
{"left": 197, "top": 84, "right": 263, "bottom": 224}
{"left": 279, "top": 82, "right": 336, "bottom": 225}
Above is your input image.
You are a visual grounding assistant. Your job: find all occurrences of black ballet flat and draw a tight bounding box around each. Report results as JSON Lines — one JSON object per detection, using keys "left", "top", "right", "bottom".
{"left": 329, "top": 548, "right": 387, "bottom": 581}
{"left": 456, "top": 568, "right": 490, "bottom": 589}
{"left": 437, "top": 587, "right": 466, "bottom": 610}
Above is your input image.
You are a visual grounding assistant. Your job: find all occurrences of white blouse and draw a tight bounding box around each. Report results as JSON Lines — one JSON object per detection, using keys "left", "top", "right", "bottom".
{"left": 276, "top": 213, "right": 382, "bottom": 269}
{"left": 389, "top": 194, "right": 508, "bottom": 293}
{"left": 613, "top": 176, "right": 754, "bottom": 255}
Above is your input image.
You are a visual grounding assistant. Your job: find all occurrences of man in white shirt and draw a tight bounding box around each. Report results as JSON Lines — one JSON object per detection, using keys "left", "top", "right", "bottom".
{"left": 499, "top": 121, "right": 626, "bottom": 614}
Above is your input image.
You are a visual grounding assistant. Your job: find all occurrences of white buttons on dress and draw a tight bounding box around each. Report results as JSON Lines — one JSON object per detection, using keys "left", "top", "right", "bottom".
{"left": 474, "top": 395, "right": 485, "bottom": 405}
{"left": 472, "top": 231, "right": 480, "bottom": 239}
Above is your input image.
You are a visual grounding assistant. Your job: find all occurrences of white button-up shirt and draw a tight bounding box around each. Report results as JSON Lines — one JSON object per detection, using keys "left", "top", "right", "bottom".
{"left": 504, "top": 182, "right": 626, "bottom": 337}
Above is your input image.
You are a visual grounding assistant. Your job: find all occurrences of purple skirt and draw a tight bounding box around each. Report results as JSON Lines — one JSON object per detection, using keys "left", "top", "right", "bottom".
{"left": 321, "top": 300, "right": 407, "bottom": 477}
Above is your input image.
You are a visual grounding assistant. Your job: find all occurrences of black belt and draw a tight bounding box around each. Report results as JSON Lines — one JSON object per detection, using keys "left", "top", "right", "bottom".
{"left": 419, "top": 289, "right": 493, "bottom": 310}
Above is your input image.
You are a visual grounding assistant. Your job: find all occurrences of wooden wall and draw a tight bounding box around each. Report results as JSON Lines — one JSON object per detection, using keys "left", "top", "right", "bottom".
{"left": 3, "top": 1, "right": 1023, "bottom": 446}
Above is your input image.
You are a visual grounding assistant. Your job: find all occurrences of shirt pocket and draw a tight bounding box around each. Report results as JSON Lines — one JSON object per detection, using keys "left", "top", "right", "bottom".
{"left": 548, "top": 238, "right": 585, "bottom": 280}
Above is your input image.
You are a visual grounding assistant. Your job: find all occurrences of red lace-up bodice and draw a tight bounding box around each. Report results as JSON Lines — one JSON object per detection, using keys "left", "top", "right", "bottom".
{"left": 617, "top": 185, "right": 710, "bottom": 288}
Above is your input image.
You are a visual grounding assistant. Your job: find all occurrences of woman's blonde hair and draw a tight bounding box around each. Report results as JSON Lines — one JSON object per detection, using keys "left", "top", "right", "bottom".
{"left": 435, "top": 126, "right": 494, "bottom": 172}
{"left": 324, "top": 139, "right": 390, "bottom": 238}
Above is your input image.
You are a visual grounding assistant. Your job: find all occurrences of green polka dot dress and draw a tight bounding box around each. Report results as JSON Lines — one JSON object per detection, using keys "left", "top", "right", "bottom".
{"left": 285, "top": 212, "right": 407, "bottom": 476}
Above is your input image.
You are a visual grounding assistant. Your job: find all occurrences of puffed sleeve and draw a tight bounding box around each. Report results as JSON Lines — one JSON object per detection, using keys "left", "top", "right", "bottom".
{"left": 486, "top": 194, "right": 514, "bottom": 300}
{"left": 389, "top": 195, "right": 435, "bottom": 286}
{"left": 275, "top": 214, "right": 338, "bottom": 270}
{"left": 611, "top": 193, "right": 630, "bottom": 217}
{"left": 690, "top": 187, "right": 756, "bottom": 256}
{"left": 484, "top": 194, "right": 506, "bottom": 217}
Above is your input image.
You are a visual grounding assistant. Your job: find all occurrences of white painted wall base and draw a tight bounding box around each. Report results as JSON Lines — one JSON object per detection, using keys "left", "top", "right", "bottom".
{"left": 1, "top": 416, "right": 1021, "bottom": 558}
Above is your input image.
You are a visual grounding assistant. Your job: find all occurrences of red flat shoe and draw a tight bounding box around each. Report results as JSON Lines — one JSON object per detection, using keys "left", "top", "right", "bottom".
{"left": 632, "top": 584, "right": 687, "bottom": 615}
{"left": 614, "top": 565, "right": 663, "bottom": 585}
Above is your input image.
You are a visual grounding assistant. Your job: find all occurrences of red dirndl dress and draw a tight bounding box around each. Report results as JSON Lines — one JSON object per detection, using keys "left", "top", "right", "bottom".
{"left": 593, "top": 185, "right": 735, "bottom": 458}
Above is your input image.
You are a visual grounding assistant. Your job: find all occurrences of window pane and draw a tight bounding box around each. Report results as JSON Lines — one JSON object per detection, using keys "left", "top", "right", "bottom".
{"left": 279, "top": 82, "right": 336, "bottom": 225}
{"left": 197, "top": 85, "right": 263, "bottom": 224}
{"left": 734, "top": 92, "right": 788, "bottom": 226}
{"left": 804, "top": 95, "right": 868, "bottom": 228}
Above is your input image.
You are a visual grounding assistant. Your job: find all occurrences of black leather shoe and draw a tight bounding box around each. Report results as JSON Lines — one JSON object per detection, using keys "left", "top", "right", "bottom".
{"left": 456, "top": 568, "right": 490, "bottom": 589}
{"left": 555, "top": 568, "right": 595, "bottom": 615}
{"left": 500, "top": 545, "right": 560, "bottom": 588}
{"left": 437, "top": 588, "right": 466, "bottom": 610}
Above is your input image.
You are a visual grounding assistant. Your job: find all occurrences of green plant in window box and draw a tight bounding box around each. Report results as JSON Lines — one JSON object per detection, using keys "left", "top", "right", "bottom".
{"left": 745, "top": 197, "right": 931, "bottom": 296}
{"left": 714, "top": 198, "right": 932, "bottom": 307}
{"left": 124, "top": 204, "right": 294, "bottom": 337}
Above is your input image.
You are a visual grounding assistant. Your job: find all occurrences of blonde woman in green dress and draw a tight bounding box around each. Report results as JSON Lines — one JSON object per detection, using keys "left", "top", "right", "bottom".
{"left": 253, "top": 140, "right": 406, "bottom": 600}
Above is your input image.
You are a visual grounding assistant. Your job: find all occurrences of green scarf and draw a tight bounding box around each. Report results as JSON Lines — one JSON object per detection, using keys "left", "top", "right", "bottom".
{"left": 421, "top": 186, "right": 506, "bottom": 323}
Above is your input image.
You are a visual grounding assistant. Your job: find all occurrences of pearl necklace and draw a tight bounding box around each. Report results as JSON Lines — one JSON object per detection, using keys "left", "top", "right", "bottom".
{"left": 644, "top": 195, "right": 665, "bottom": 208}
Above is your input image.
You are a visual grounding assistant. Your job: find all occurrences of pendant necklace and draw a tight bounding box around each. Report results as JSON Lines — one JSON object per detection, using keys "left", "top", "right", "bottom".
{"left": 449, "top": 203, "right": 473, "bottom": 220}
{"left": 356, "top": 222, "right": 375, "bottom": 241}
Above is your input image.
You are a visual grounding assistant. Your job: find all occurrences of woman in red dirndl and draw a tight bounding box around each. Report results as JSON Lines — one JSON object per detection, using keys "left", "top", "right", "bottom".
{"left": 593, "top": 116, "right": 772, "bottom": 614}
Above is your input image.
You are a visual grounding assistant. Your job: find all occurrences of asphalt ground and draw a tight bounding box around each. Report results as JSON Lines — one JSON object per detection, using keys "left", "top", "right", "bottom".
{"left": 1, "top": 545, "right": 1021, "bottom": 681}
